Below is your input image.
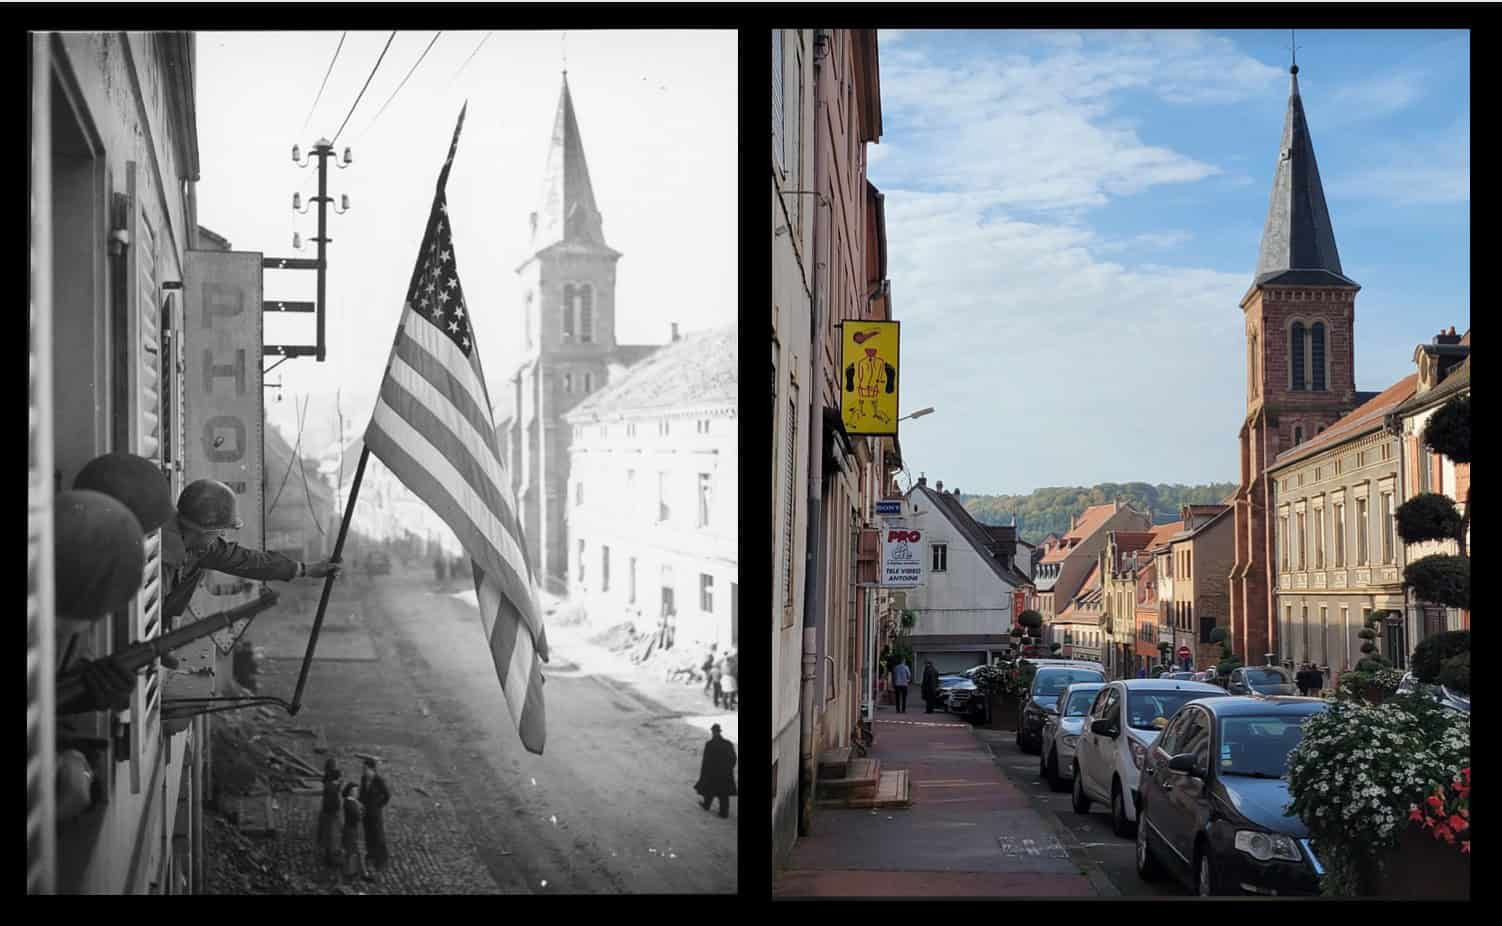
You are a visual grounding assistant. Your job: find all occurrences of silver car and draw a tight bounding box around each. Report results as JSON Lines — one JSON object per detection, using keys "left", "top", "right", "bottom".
{"left": 1039, "top": 681, "right": 1106, "bottom": 792}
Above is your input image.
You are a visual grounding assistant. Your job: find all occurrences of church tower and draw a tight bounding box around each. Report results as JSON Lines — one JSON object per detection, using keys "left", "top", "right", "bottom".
{"left": 508, "top": 73, "right": 623, "bottom": 590}
{"left": 1229, "top": 61, "right": 1362, "bottom": 664}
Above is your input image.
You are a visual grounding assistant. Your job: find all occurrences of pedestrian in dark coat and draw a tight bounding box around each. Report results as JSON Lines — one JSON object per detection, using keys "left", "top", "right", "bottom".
{"left": 1309, "top": 664, "right": 1325, "bottom": 696}
{"left": 340, "top": 782, "right": 370, "bottom": 882}
{"left": 359, "top": 758, "right": 392, "bottom": 870}
{"left": 710, "top": 654, "right": 726, "bottom": 709}
{"left": 695, "top": 724, "right": 737, "bottom": 818}
{"left": 701, "top": 644, "right": 718, "bottom": 697}
{"left": 921, "top": 661, "right": 940, "bottom": 713}
{"left": 317, "top": 759, "right": 343, "bottom": 868}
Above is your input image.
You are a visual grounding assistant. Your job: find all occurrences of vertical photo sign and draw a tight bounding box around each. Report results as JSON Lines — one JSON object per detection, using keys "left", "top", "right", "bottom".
{"left": 183, "top": 250, "right": 264, "bottom": 622}
{"left": 841, "top": 320, "right": 899, "bottom": 436}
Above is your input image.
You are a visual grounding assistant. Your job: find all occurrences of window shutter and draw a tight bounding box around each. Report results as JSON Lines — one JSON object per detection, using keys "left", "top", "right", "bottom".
{"left": 771, "top": 31, "right": 785, "bottom": 172}
{"left": 782, "top": 387, "right": 798, "bottom": 608}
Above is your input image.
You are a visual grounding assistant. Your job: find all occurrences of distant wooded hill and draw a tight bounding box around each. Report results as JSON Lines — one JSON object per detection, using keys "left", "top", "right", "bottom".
{"left": 960, "top": 482, "right": 1239, "bottom": 544}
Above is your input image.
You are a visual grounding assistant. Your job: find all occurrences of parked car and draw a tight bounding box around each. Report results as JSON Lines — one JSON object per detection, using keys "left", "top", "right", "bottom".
{"left": 1162, "top": 672, "right": 1197, "bottom": 681}
{"left": 1397, "top": 671, "right": 1471, "bottom": 713}
{"left": 1017, "top": 661, "right": 1108, "bottom": 754}
{"left": 935, "top": 674, "right": 967, "bottom": 709}
{"left": 944, "top": 677, "right": 990, "bottom": 723}
{"left": 1040, "top": 681, "right": 1106, "bottom": 791}
{"left": 1071, "top": 679, "right": 1228, "bottom": 837}
{"left": 364, "top": 551, "right": 392, "bottom": 576}
{"left": 1135, "top": 695, "right": 1328, "bottom": 896}
{"left": 1226, "top": 666, "right": 1297, "bottom": 697}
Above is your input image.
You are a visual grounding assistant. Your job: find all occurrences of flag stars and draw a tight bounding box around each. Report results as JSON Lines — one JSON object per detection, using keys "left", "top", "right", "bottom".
{"left": 455, "top": 305, "right": 465, "bottom": 319}
{"left": 438, "top": 289, "right": 452, "bottom": 305}
{"left": 440, "top": 249, "right": 452, "bottom": 264}
{"left": 446, "top": 277, "right": 458, "bottom": 289}
{"left": 448, "top": 320, "right": 461, "bottom": 334}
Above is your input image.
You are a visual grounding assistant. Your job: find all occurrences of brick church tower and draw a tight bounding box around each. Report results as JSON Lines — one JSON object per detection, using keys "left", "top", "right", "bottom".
{"left": 1228, "top": 62, "right": 1365, "bottom": 664}
{"left": 499, "top": 73, "right": 661, "bottom": 592}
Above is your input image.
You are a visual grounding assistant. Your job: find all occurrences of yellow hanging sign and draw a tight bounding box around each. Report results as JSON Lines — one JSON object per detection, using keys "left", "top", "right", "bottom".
{"left": 841, "top": 321, "right": 900, "bottom": 436}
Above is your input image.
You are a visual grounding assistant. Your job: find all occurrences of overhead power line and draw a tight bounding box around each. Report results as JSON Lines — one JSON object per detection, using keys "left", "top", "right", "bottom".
{"left": 358, "top": 31, "right": 443, "bottom": 142}
{"left": 303, "top": 32, "right": 347, "bottom": 131}
{"left": 331, "top": 30, "right": 397, "bottom": 146}
{"left": 453, "top": 32, "right": 491, "bottom": 82}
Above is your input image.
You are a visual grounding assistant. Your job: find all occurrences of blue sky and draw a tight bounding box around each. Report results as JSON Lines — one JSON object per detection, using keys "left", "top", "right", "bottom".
{"left": 868, "top": 29, "right": 1469, "bottom": 496}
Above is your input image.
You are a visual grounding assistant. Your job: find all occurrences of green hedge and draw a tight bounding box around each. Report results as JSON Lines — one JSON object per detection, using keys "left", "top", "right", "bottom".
{"left": 1404, "top": 555, "right": 1470, "bottom": 611}
{"left": 1410, "top": 630, "right": 1470, "bottom": 685}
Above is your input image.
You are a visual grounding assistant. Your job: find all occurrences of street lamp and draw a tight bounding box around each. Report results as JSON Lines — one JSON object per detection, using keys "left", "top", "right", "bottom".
{"left": 898, "top": 407, "right": 934, "bottom": 422}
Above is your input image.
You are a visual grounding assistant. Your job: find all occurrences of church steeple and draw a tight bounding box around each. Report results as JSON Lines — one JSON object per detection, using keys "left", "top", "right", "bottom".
{"left": 1253, "top": 61, "right": 1355, "bottom": 289}
{"left": 530, "top": 72, "right": 610, "bottom": 252}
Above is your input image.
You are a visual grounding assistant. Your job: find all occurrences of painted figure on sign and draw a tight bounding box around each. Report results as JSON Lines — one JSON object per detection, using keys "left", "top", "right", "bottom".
{"left": 844, "top": 329, "right": 896, "bottom": 427}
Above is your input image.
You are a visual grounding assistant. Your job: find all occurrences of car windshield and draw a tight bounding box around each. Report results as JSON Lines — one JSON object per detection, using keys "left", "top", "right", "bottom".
{"left": 1126, "top": 690, "right": 1218, "bottom": 731}
{"left": 1034, "top": 669, "right": 1104, "bottom": 698}
{"left": 1219, "top": 715, "right": 1314, "bottom": 778}
{"left": 1245, "top": 668, "right": 1293, "bottom": 688}
{"left": 1063, "top": 689, "right": 1098, "bottom": 717}
{"left": 938, "top": 675, "right": 964, "bottom": 687}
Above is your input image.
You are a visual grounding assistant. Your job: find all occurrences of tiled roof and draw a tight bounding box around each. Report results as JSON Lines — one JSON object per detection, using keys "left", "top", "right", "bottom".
{"left": 566, "top": 325, "right": 736, "bottom": 418}
{"left": 1065, "top": 503, "right": 1119, "bottom": 541}
{"left": 1110, "top": 530, "right": 1158, "bottom": 554}
{"left": 1393, "top": 355, "right": 1470, "bottom": 417}
{"left": 919, "top": 486, "right": 1031, "bottom": 589}
{"left": 1271, "top": 373, "right": 1418, "bottom": 469}
{"left": 1146, "top": 520, "right": 1184, "bottom": 552}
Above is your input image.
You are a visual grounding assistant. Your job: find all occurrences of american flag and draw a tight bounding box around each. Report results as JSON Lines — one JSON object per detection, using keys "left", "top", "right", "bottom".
{"left": 365, "top": 104, "right": 547, "bottom": 754}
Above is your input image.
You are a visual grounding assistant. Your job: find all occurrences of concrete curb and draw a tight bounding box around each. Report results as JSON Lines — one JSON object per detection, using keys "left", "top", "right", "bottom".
{"left": 973, "top": 729, "right": 1122, "bottom": 897}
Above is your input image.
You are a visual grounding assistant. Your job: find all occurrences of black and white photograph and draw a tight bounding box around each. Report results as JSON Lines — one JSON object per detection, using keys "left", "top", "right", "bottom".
{"left": 29, "top": 28, "right": 737, "bottom": 895}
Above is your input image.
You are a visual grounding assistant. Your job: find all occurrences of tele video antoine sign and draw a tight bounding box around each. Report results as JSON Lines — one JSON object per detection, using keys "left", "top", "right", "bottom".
{"left": 882, "top": 527, "right": 926, "bottom": 588}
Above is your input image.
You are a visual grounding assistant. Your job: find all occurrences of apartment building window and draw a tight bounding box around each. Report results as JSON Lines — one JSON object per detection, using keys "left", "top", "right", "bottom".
{"left": 700, "top": 573, "right": 714, "bottom": 613}
{"left": 1315, "top": 505, "right": 1325, "bottom": 569}
{"left": 584, "top": 372, "right": 593, "bottom": 393}
{"left": 931, "top": 543, "right": 948, "bottom": 573}
{"left": 1302, "top": 605, "right": 1310, "bottom": 660}
{"left": 602, "top": 546, "right": 611, "bottom": 592}
{"left": 1296, "top": 511, "right": 1307, "bottom": 570}
{"left": 575, "top": 480, "right": 584, "bottom": 506}
{"left": 1333, "top": 502, "right": 1345, "bottom": 567}
{"left": 697, "top": 472, "right": 712, "bottom": 528}
{"left": 1200, "top": 614, "right": 1217, "bottom": 645}
{"left": 1356, "top": 497, "right": 1369, "bottom": 565}
{"left": 1186, "top": 550, "right": 1192, "bottom": 579}
{"left": 662, "top": 565, "right": 676, "bottom": 618}
{"left": 563, "top": 373, "right": 572, "bottom": 393}
{"left": 577, "top": 539, "right": 586, "bottom": 583}
{"left": 1381, "top": 491, "right": 1395, "bottom": 564}
{"left": 1284, "top": 605, "right": 1293, "bottom": 663}
{"left": 1319, "top": 606, "right": 1329, "bottom": 665}
{"left": 627, "top": 422, "right": 637, "bottom": 438}
{"left": 628, "top": 557, "right": 637, "bottom": 604}
{"left": 1342, "top": 606, "right": 1351, "bottom": 666}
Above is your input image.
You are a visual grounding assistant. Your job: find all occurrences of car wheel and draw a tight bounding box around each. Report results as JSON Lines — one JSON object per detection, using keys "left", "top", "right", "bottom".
{"left": 1071, "top": 764, "right": 1092, "bottom": 814}
{"left": 1135, "top": 811, "right": 1164, "bottom": 882}
{"left": 1195, "top": 848, "right": 1220, "bottom": 896}
{"left": 1047, "top": 749, "right": 1067, "bottom": 792}
{"left": 1111, "top": 781, "right": 1136, "bottom": 838}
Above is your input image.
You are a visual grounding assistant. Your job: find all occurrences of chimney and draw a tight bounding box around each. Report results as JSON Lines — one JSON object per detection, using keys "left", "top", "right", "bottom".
{"left": 671, "top": 322, "right": 680, "bottom": 342}
{"left": 936, "top": 480, "right": 944, "bottom": 492}
{"left": 953, "top": 488, "right": 960, "bottom": 496}
{"left": 529, "top": 212, "right": 538, "bottom": 236}
{"left": 917, "top": 473, "right": 927, "bottom": 487}
{"left": 1435, "top": 328, "right": 1461, "bottom": 346}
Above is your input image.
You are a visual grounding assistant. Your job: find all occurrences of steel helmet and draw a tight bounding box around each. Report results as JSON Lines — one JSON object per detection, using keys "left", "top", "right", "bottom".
{"left": 72, "top": 452, "right": 176, "bottom": 533}
{"left": 176, "top": 478, "right": 244, "bottom": 531}
{"left": 54, "top": 489, "right": 146, "bottom": 622}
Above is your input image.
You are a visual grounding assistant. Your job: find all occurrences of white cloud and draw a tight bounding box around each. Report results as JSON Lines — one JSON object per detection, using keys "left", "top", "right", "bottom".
{"left": 1326, "top": 70, "right": 1426, "bottom": 125}
{"left": 1330, "top": 118, "right": 1469, "bottom": 206}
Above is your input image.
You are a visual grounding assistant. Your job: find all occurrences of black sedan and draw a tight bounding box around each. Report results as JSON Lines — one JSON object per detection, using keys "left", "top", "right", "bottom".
{"left": 1225, "top": 666, "right": 1297, "bottom": 697}
{"left": 1134, "top": 696, "right": 1328, "bottom": 896}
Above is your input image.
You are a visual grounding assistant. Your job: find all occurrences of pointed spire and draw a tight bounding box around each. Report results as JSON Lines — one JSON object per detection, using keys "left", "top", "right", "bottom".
{"left": 531, "top": 72, "right": 610, "bottom": 253}
{"left": 1253, "top": 55, "right": 1356, "bottom": 288}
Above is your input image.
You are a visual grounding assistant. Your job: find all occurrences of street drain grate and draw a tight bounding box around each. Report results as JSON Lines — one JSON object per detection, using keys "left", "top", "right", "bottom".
{"left": 996, "top": 835, "right": 1069, "bottom": 859}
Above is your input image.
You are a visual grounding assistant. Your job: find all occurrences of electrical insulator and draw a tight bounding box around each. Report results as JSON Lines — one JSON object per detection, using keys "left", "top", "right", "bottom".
{"left": 293, "top": 232, "right": 302, "bottom": 250}
{"left": 292, "top": 145, "right": 301, "bottom": 163}
{"left": 293, "top": 192, "right": 301, "bottom": 211}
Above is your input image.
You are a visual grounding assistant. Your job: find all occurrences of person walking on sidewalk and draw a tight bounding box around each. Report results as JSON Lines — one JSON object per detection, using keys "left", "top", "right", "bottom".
{"left": 359, "top": 758, "right": 392, "bottom": 871}
{"left": 720, "top": 647, "right": 739, "bottom": 711}
{"left": 892, "top": 658, "right": 912, "bottom": 713}
{"left": 340, "top": 782, "right": 371, "bottom": 883}
{"left": 921, "top": 660, "right": 940, "bottom": 713}
{"left": 702, "top": 644, "right": 719, "bottom": 699}
{"left": 317, "top": 759, "right": 343, "bottom": 870}
{"left": 1309, "top": 663, "right": 1326, "bottom": 697}
{"left": 695, "top": 724, "right": 737, "bottom": 818}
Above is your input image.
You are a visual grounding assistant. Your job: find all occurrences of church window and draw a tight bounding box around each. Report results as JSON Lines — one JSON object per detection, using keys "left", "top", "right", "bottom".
{"left": 1293, "top": 425, "right": 1303, "bottom": 446}
{"left": 1290, "top": 322, "right": 1306, "bottom": 390}
{"left": 1248, "top": 332, "right": 1259, "bottom": 398}
{"left": 525, "top": 291, "right": 534, "bottom": 348}
{"left": 562, "top": 284, "right": 576, "bottom": 341}
{"left": 579, "top": 286, "right": 594, "bottom": 343}
{"left": 1310, "top": 322, "right": 1326, "bottom": 391}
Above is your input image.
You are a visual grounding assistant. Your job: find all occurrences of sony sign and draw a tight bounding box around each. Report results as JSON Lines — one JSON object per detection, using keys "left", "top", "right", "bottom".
{"left": 882, "top": 527, "right": 926, "bottom": 588}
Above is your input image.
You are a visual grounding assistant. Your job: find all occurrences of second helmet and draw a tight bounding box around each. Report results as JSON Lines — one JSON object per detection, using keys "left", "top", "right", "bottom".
{"left": 176, "top": 478, "right": 244, "bottom": 531}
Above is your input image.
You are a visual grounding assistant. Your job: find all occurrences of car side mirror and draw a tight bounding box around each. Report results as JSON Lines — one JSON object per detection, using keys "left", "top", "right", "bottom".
{"left": 1090, "top": 718, "right": 1117, "bottom": 738}
{"left": 1167, "top": 753, "right": 1206, "bottom": 778}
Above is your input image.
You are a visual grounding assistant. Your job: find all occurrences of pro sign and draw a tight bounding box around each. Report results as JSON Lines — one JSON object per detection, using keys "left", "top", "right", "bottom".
{"left": 881, "top": 526, "right": 926, "bottom": 588}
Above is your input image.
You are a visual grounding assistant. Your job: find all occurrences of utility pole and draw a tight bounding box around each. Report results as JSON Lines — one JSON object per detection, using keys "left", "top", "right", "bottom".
{"left": 267, "top": 138, "right": 352, "bottom": 368}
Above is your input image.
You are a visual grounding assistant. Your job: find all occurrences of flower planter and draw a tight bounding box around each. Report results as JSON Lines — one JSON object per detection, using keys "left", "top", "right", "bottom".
{"left": 987, "top": 694, "right": 1021, "bottom": 731}
{"left": 1374, "top": 822, "right": 1471, "bottom": 899}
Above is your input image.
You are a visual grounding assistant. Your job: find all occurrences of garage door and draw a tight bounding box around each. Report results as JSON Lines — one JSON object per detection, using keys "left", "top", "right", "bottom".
{"left": 923, "top": 651, "right": 987, "bottom": 674}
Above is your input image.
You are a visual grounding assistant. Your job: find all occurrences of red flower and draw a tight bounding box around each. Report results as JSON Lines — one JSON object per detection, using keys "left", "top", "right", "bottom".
{"left": 1433, "top": 822, "right": 1453, "bottom": 841}
{"left": 1409, "top": 807, "right": 1425, "bottom": 823}
{"left": 1427, "top": 793, "right": 1445, "bottom": 810}
{"left": 1449, "top": 814, "right": 1468, "bottom": 833}
{"left": 1462, "top": 840, "right": 1471, "bottom": 855}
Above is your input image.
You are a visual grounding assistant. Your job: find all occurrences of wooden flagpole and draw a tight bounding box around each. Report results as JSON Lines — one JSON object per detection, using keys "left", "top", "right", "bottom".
{"left": 289, "top": 443, "right": 370, "bottom": 714}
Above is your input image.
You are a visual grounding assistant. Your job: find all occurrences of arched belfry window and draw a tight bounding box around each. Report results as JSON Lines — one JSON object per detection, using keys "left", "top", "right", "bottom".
{"left": 1249, "top": 331, "right": 1260, "bottom": 398}
{"left": 562, "top": 284, "right": 576, "bottom": 341}
{"left": 1310, "top": 322, "right": 1326, "bottom": 391}
{"left": 1293, "top": 425, "right": 1304, "bottom": 446}
{"left": 579, "top": 286, "right": 594, "bottom": 343}
{"left": 1290, "top": 322, "right": 1306, "bottom": 391}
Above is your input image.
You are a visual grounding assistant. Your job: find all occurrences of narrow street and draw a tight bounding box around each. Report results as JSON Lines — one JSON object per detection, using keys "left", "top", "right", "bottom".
{"left": 230, "top": 561, "right": 737, "bottom": 893}
{"left": 972, "top": 726, "right": 1179, "bottom": 897}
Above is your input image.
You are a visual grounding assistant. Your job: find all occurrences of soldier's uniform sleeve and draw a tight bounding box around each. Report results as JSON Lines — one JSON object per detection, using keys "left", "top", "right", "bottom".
{"left": 197, "top": 538, "right": 299, "bottom": 582}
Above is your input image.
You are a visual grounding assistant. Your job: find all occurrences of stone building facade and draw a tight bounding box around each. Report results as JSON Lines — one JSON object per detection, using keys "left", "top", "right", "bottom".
{"left": 563, "top": 326, "right": 738, "bottom": 650}
{"left": 1168, "top": 505, "right": 1236, "bottom": 672}
{"left": 1034, "top": 502, "right": 1151, "bottom": 627}
{"left": 1266, "top": 376, "right": 1416, "bottom": 673}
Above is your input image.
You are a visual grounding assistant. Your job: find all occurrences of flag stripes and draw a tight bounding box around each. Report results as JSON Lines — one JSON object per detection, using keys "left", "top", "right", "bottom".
{"left": 476, "top": 565, "right": 546, "bottom": 753}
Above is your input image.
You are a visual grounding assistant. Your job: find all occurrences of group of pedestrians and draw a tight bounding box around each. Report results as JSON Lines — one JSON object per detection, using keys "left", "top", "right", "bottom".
{"left": 317, "top": 757, "right": 392, "bottom": 884}
{"left": 700, "top": 643, "right": 739, "bottom": 711}
{"left": 1296, "top": 663, "right": 1327, "bottom": 696}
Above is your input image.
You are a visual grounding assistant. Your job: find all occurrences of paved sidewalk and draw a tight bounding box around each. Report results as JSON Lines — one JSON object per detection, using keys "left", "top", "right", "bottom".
{"left": 774, "top": 706, "right": 1107, "bottom": 898}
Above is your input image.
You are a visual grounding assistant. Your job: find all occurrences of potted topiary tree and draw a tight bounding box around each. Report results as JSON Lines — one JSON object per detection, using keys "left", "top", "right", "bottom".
{"left": 1209, "top": 626, "right": 1240, "bottom": 684}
